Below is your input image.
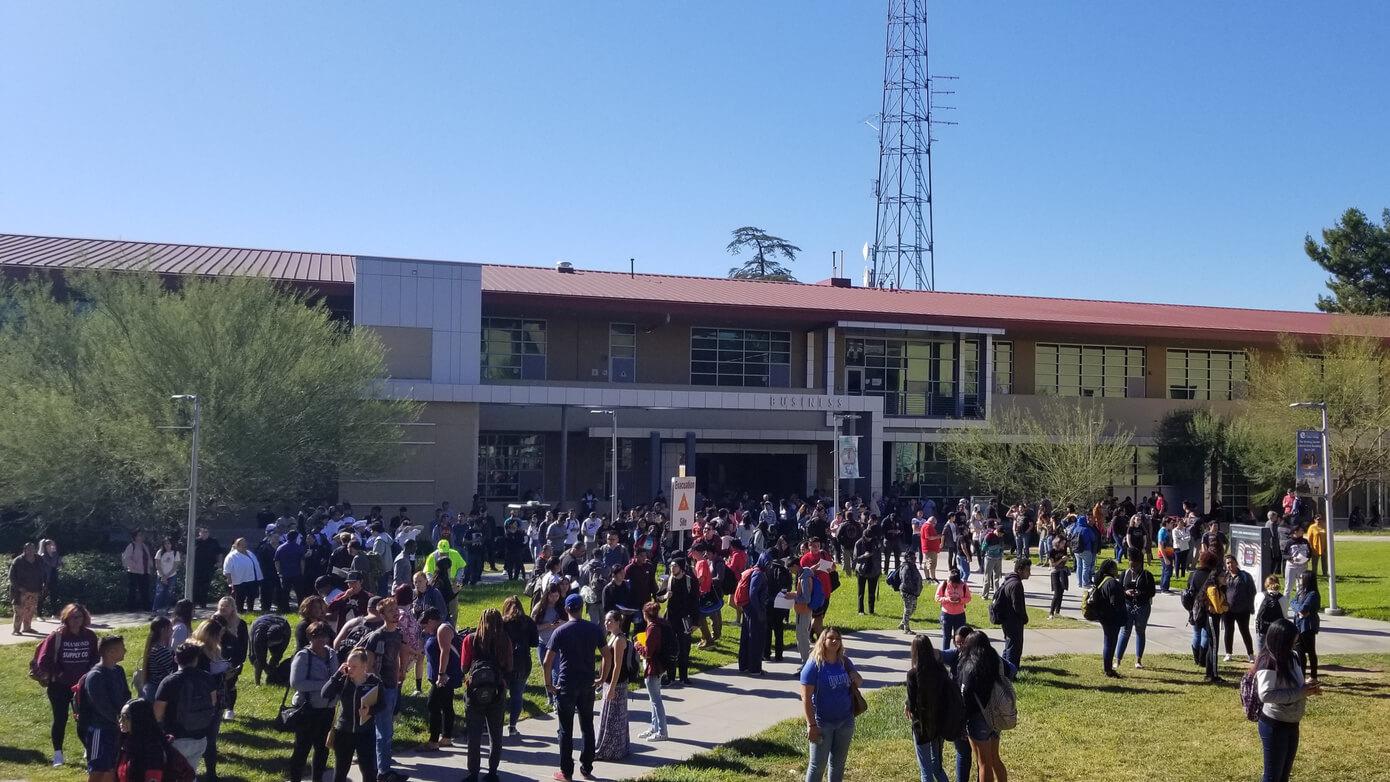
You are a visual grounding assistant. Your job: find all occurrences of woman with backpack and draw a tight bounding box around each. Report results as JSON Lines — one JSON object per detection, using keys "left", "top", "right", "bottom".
{"left": 898, "top": 550, "right": 924, "bottom": 635}
{"left": 905, "top": 634, "right": 963, "bottom": 782}
{"left": 1291, "top": 572, "right": 1320, "bottom": 683}
{"left": 1090, "top": 559, "right": 1127, "bottom": 677}
{"left": 934, "top": 569, "right": 972, "bottom": 651}
{"left": 1251, "top": 618, "right": 1320, "bottom": 782}
{"left": 459, "top": 607, "right": 513, "bottom": 782}
{"left": 1186, "top": 551, "right": 1224, "bottom": 683}
{"left": 1254, "top": 575, "right": 1288, "bottom": 652}
{"left": 35, "top": 602, "right": 99, "bottom": 768}
{"left": 595, "top": 610, "right": 633, "bottom": 761}
{"left": 635, "top": 601, "right": 670, "bottom": 741}
{"left": 500, "top": 595, "right": 538, "bottom": 736}
{"left": 287, "top": 622, "right": 337, "bottom": 782}
{"left": 958, "top": 631, "right": 1009, "bottom": 782}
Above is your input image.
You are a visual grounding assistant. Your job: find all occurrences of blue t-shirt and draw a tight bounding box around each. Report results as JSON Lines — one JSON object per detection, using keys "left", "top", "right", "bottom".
{"left": 799, "top": 658, "right": 853, "bottom": 725}
{"left": 548, "top": 618, "right": 605, "bottom": 693}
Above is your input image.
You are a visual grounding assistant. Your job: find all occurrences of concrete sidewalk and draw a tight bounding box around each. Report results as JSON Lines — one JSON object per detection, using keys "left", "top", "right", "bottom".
{"left": 352, "top": 628, "right": 915, "bottom": 782}
{"left": 0, "top": 610, "right": 166, "bottom": 646}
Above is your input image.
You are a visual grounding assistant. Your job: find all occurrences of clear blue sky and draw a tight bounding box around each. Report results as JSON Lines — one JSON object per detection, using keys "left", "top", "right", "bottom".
{"left": 2, "top": 3, "right": 1386, "bottom": 310}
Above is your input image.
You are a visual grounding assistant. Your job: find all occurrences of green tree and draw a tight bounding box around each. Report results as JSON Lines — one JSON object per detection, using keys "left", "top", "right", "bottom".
{"left": 726, "top": 226, "right": 801, "bottom": 281}
{"left": 942, "top": 399, "right": 1134, "bottom": 508}
{"left": 1152, "top": 407, "right": 1230, "bottom": 491}
{"left": 0, "top": 272, "right": 419, "bottom": 538}
{"left": 1228, "top": 334, "right": 1390, "bottom": 505}
{"left": 1308, "top": 207, "right": 1390, "bottom": 314}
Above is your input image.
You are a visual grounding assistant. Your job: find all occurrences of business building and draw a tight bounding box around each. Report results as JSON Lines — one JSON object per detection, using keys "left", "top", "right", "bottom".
{"left": 3, "top": 232, "right": 1385, "bottom": 522}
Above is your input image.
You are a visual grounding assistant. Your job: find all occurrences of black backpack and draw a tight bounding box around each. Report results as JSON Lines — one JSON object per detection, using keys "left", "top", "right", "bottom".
{"left": 653, "top": 620, "right": 679, "bottom": 674}
{"left": 465, "top": 645, "right": 505, "bottom": 707}
{"left": 334, "top": 621, "right": 375, "bottom": 663}
{"left": 173, "top": 670, "right": 217, "bottom": 735}
{"left": 1255, "top": 593, "right": 1284, "bottom": 635}
{"left": 620, "top": 636, "right": 640, "bottom": 683}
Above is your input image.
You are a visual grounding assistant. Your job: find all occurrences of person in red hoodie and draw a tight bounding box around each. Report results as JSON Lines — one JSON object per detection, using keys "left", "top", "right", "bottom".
{"left": 798, "top": 538, "right": 835, "bottom": 639}
{"left": 919, "top": 517, "right": 942, "bottom": 583}
{"left": 725, "top": 541, "right": 750, "bottom": 625}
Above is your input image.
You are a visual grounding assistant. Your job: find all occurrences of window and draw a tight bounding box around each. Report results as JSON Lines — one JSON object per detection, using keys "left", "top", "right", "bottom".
{"left": 846, "top": 336, "right": 983, "bottom": 417}
{"left": 481, "top": 318, "right": 546, "bottom": 381}
{"left": 610, "top": 323, "right": 636, "bottom": 383}
{"left": 889, "top": 442, "right": 963, "bottom": 499}
{"left": 1035, "top": 343, "right": 1145, "bottom": 398}
{"left": 1167, "top": 349, "right": 1246, "bottom": 401}
{"left": 993, "top": 341, "right": 1013, "bottom": 395}
{"left": 601, "top": 438, "right": 636, "bottom": 499}
{"left": 477, "top": 434, "right": 544, "bottom": 500}
{"left": 1111, "top": 446, "right": 1163, "bottom": 497}
{"left": 1219, "top": 459, "right": 1251, "bottom": 523}
{"left": 691, "top": 327, "right": 792, "bottom": 387}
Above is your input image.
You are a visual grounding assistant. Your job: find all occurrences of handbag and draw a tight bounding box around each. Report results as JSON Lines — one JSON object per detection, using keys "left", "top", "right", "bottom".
{"left": 276, "top": 685, "right": 306, "bottom": 732}
{"left": 850, "top": 685, "right": 869, "bottom": 717}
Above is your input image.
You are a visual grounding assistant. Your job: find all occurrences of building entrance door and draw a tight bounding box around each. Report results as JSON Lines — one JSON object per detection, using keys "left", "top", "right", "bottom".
{"left": 696, "top": 452, "right": 807, "bottom": 506}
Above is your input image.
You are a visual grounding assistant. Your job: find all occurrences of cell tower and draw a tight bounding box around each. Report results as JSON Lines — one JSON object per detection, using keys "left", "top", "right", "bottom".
{"left": 870, "top": 0, "right": 950, "bottom": 291}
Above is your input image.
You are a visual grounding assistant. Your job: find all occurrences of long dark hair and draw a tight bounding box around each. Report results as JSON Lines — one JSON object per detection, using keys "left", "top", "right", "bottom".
{"left": 957, "top": 631, "right": 1002, "bottom": 702}
{"left": 121, "top": 698, "right": 169, "bottom": 777}
{"left": 474, "top": 608, "right": 513, "bottom": 675}
{"left": 909, "top": 634, "right": 947, "bottom": 682}
{"left": 143, "top": 617, "right": 171, "bottom": 681}
{"left": 1255, "top": 618, "right": 1300, "bottom": 682}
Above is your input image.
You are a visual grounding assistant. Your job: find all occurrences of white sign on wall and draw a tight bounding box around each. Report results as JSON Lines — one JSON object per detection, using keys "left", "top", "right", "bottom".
{"left": 670, "top": 476, "right": 696, "bottom": 532}
{"left": 837, "top": 435, "right": 860, "bottom": 480}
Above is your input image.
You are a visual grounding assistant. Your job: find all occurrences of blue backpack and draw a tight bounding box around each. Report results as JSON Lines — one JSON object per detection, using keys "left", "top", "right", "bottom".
{"left": 803, "top": 568, "right": 827, "bottom": 612}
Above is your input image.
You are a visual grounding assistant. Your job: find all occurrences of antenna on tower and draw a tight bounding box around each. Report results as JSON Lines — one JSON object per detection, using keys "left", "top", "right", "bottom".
{"left": 868, "top": 0, "right": 954, "bottom": 291}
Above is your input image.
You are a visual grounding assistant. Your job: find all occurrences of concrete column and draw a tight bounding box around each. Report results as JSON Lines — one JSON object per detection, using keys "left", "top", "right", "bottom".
{"left": 684, "top": 431, "right": 697, "bottom": 481}
{"left": 559, "top": 405, "right": 569, "bottom": 506}
{"left": 649, "top": 431, "right": 661, "bottom": 500}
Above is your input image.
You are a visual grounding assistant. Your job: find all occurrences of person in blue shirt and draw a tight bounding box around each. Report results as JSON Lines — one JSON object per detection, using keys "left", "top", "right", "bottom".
{"left": 275, "top": 534, "right": 305, "bottom": 613}
{"left": 543, "top": 593, "right": 606, "bottom": 782}
{"left": 1291, "top": 572, "right": 1321, "bottom": 683}
{"left": 799, "top": 627, "right": 862, "bottom": 782}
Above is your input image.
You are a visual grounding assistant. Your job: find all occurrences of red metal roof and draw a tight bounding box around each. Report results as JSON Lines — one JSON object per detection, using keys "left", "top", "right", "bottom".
{"left": 480, "top": 264, "right": 1390, "bottom": 341}
{"left": 2, "top": 233, "right": 1385, "bottom": 341}
{"left": 0, "top": 233, "right": 355, "bottom": 284}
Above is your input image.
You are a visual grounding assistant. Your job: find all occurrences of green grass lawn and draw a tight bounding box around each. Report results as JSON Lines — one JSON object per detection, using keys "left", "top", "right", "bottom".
{"left": 1329, "top": 540, "right": 1390, "bottom": 621}
{"left": 645, "top": 653, "right": 1390, "bottom": 782}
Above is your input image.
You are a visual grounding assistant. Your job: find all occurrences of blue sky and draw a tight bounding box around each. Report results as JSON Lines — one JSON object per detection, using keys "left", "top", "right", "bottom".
{"left": 2, "top": 2, "right": 1386, "bottom": 310}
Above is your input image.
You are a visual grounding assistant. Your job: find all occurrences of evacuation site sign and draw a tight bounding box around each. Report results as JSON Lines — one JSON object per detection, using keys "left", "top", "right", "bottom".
{"left": 1296, "top": 429, "right": 1324, "bottom": 494}
{"left": 670, "top": 476, "right": 696, "bottom": 532}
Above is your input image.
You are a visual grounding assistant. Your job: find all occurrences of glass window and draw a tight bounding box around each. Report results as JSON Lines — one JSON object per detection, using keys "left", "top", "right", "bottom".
{"left": 478, "top": 433, "right": 545, "bottom": 500}
{"left": 690, "top": 327, "right": 792, "bottom": 387}
{"left": 481, "top": 317, "right": 547, "bottom": 381}
{"left": 888, "top": 442, "right": 964, "bottom": 499}
{"left": 845, "top": 336, "right": 981, "bottom": 418}
{"left": 610, "top": 323, "right": 636, "bottom": 383}
{"left": 1035, "top": 342, "right": 1144, "bottom": 398}
{"left": 1167, "top": 349, "right": 1247, "bottom": 401}
{"left": 993, "top": 341, "right": 1013, "bottom": 395}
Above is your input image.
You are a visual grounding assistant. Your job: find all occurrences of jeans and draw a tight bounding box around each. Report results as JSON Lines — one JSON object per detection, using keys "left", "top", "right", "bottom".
{"left": 465, "top": 702, "right": 504, "bottom": 775}
{"left": 1076, "top": 551, "right": 1095, "bottom": 588}
{"left": 795, "top": 611, "right": 812, "bottom": 661}
{"left": 941, "top": 612, "right": 966, "bottom": 651}
{"left": 952, "top": 737, "right": 971, "bottom": 782}
{"left": 556, "top": 687, "right": 597, "bottom": 780}
{"left": 373, "top": 686, "right": 399, "bottom": 773}
{"left": 1039, "top": 535, "right": 1052, "bottom": 560}
{"left": 805, "top": 717, "right": 855, "bottom": 782}
{"left": 152, "top": 576, "right": 177, "bottom": 613}
{"left": 955, "top": 554, "right": 971, "bottom": 583}
{"left": 1258, "top": 715, "right": 1300, "bottom": 782}
{"left": 645, "top": 674, "right": 667, "bottom": 735}
{"left": 1159, "top": 558, "right": 1173, "bottom": 591}
{"left": 1116, "top": 602, "right": 1151, "bottom": 663}
{"left": 1101, "top": 618, "right": 1122, "bottom": 671}
{"left": 914, "top": 738, "right": 949, "bottom": 782}
{"left": 508, "top": 666, "right": 529, "bottom": 728}
{"left": 1000, "top": 621, "right": 1024, "bottom": 675}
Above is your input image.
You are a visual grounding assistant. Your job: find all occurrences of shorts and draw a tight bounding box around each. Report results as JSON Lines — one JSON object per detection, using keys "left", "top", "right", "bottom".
{"left": 966, "top": 714, "right": 998, "bottom": 742}
{"left": 14, "top": 591, "right": 38, "bottom": 614}
{"left": 84, "top": 725, "right": 118, "bottom": 772}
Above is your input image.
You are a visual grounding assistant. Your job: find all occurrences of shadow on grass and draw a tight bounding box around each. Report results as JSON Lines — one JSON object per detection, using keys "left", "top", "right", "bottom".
{"left": 674, "top": 736, "right": 799, "bottom": 775}
{"left": 0, "top": 745, "right": 50, "bottom": 765}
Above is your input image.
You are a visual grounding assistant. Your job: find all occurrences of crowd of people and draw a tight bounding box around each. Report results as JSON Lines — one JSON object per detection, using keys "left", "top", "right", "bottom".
{"left": 15, "top": 486, "right": 1330, "bottom": 782}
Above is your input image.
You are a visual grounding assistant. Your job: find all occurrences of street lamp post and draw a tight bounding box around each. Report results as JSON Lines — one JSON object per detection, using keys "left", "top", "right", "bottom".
{"left": 1290, "top": 401, "right": 1343, "bottom": 615}
{"left": 591, "top": 409, "right": 619, "bottom": 520}
{"left": 171, "top": 394, "right": 201, "bottom": 601}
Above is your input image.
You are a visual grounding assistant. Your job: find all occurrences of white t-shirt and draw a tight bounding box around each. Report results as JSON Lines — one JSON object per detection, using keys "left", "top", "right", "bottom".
{"left": 582, "top": 517, "right": 603, "bottom": 543}
{"left": 564, "top": 518, "right": 581, "bottom": 546}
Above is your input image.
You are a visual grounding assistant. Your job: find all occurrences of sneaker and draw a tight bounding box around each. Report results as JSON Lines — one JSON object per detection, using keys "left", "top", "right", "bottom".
{"left": 649, "top": 732, "right": 669, "bottom": 741}
{"left": 222, "top": 708, "right": 235, "bottom": 721}
{"left": 508, "top": 725, "right": 519, "bottom": 737}
{"left": 1135, "top": 661, "right": 1144, "bottom": 670}
{"left": 637, "top": 729, "right": 654, "bottom": 740}
{"left": 1246, "top": 655, "right": 1255, "bottom": 663}
{"left": 52, "top": 750, "right": 64, "bottom": 767}
{"left": 1223, "top": 654, "right": 1232, "bottom": 662}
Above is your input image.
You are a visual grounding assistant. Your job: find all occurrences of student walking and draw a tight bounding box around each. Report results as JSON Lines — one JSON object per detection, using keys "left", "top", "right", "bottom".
{"left": 636, "top": 602, "right": 670, "bottom": 741}
{"left": 994, "top": 558, "right": 1030, "bottom": 674}
{"left": 898, "top": 550, "right": 923, "bottom": 634}
{"left": 1114, "top": 553, "right": 1156, "bottom": 670}
{"left": 1187, "top": 551, "right": 1224, "bottom": 683}
{"left": 287, "top": 623, "right": 337, "bottom": 782}
{"left": 79, "top": 634, "right": 130, "bottom": 782}
{"left": 1254, "top": 575, "right": 1287, "bottom": 652}
{"left": 501, "top": 596, "right": 539, "bottom": 736}
{"left": 321, "top": 648, "right": 384, "bottom": 782}
{"left": 800, "top": 628, "right": 862, "bottom": 782}
{"left": 1253, "top": 619, "right": 1321, "bottom": 782}
{"left": 460, "top": 608, "right": 513, "bottom": 782}
{"left": 544, "top": 593, "right": 606, "bottom": 782}
{"left": 1291, "top": 572, "right": 1321, "bottom": 683}
{"left": 1222, "top": 555, "right": 1256, "bottom": 662}
{"left": 905, "top": 634, "right": 965, "bottom": 782}
{"left": 33, "top": 603, "right": 99, "bottom": 768}
{"left": 1047, "top": 541, "right": 1070, "bottom": 617}
{"left": 737, "top": 554, "right": 770, "bottom": 675}
{"left": 935, "top": 570, "right": 971, "bottom": 651}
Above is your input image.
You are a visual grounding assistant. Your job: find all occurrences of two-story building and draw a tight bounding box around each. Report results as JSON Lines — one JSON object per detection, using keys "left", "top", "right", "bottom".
{"left": 4, "top": 233, "right": 1385, "bottom": 521}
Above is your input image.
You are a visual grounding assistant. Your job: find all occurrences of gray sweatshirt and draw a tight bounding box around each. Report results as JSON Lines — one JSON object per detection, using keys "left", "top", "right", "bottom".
{"left": 289, "top": 646, "right": 338, "bottom": 709}
{"left": 1256, "top": 663, "right": 1307, "bottom": 723}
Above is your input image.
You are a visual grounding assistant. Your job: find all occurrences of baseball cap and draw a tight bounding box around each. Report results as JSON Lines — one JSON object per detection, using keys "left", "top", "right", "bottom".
{"left": 346, "top": 570, "right": 364, "bottom": 583}
{"left": 265, "top": 523, "right": 277, "bottom": 533}
{"left": 564, "top": 593, "right": 583, "bottom": 611}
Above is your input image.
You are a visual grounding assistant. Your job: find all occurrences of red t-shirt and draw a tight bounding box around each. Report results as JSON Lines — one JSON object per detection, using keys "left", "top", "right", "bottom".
{"left": 798, "top": 551, "right": 833, "bottom": 597}
{"left": 920, "top": 523, "right": 941, "bottom": 554}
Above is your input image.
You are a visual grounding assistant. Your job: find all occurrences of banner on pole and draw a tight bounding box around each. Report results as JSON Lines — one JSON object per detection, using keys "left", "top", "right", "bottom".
{"left": 670, "top": 476, "right": 696, "bottom": 532}
{"left": 1295, "top": 429, "right": 1324, "bottom": 494}
{"left": 837, "top": 435, "right": 860, "bottom": 480}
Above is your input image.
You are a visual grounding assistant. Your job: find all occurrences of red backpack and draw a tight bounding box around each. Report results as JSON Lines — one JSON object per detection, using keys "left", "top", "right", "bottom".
{"left": 732, "top": 567, "right": 757, "bottom": 608}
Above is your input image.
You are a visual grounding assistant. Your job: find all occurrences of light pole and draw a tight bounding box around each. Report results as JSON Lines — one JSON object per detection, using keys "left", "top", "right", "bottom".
{"left": 171, "top": 394, "right": 201, "bottom": 601}
{"left": 590, "top": 409, "right": 619, "bottom": 520}
{"left": 831, "top": 413, "right": 855, "bottom": 522}
{"left": 1289, "top": 401, "right": 1342, "bottom": 615}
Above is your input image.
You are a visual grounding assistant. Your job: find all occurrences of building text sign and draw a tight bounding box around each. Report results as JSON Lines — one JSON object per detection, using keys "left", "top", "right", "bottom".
{"left": 768, "top": 394, "right": 852, "bottom": 411}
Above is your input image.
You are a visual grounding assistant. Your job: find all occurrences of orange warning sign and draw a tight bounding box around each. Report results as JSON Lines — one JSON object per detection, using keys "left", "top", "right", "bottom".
{"left": 677, "top": 495, "right": 689, "bottom": 512}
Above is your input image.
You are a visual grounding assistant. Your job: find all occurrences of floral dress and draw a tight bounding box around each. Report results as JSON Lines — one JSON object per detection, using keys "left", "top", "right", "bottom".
{"left": 595, "top": 633, "right": 630, "bottom": 760}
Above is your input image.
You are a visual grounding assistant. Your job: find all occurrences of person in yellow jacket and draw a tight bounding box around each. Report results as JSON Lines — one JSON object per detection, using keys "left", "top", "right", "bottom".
{"left": 1306, "top": 515, "right": 1327, "bottom": 576}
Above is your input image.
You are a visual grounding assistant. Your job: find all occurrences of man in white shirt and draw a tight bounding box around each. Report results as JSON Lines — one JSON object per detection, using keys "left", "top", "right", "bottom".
{"left": 581, "top": 513, "right": 603, "bottom": 546}
{"left": 564, "top": 511, "right": 582, "bottom": 547}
